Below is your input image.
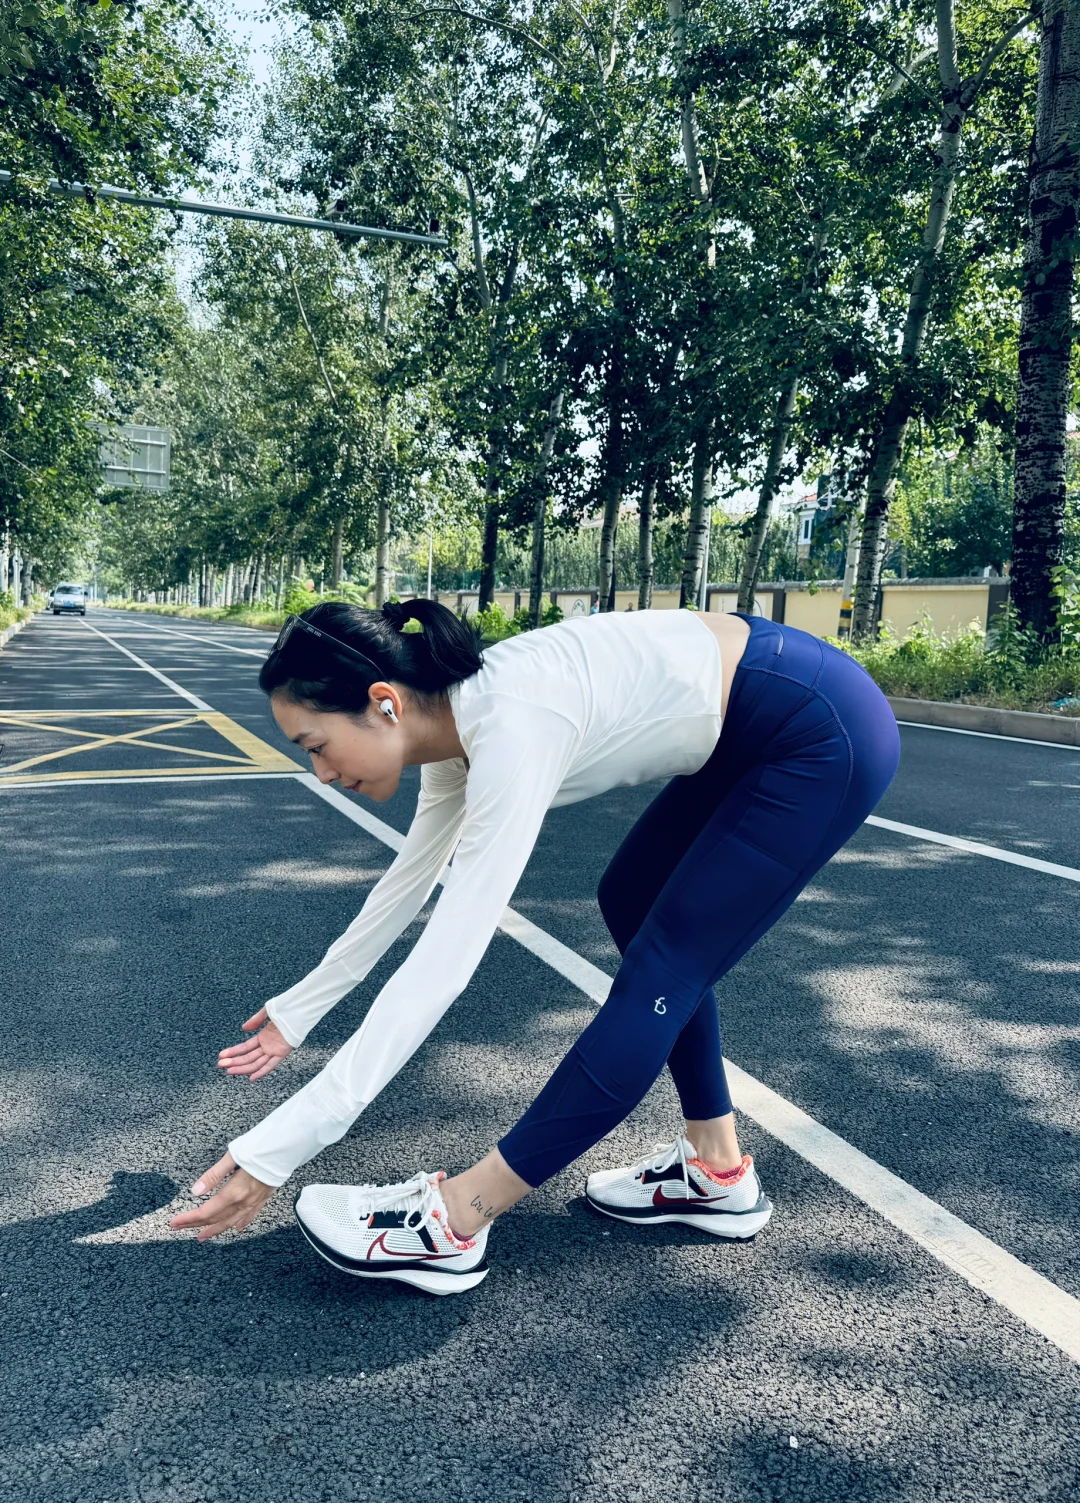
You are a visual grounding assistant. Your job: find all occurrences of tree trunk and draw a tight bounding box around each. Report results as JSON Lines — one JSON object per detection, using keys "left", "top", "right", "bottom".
{"left": 375, "top": 496, "right": 391, "bottom": 606}
{"left": 331, "top": 516, "right": 344, "bottom": 589}
{"left": 529, "top": 390, "right": 565, "bottom": 627}
{"left": 478, "top": 333, "right": 512, "bottom": 610}
{"left": 837, "top": 498, "right": 863, "bottom": 639}
{"left": 680, "top": 434, "right": 713, "bottom": 608}
{"left": 852, "top": 0, "right": 967, "bottom": 638}
{"left": 1011, "top": 0, "right": 1080, "bottom": 642}
{"left": 478, "top": 488, "right": 500, "bottom": 611}
{"left": 598, "top": 405, "right": 624, "bottom": 613}
{"left": 638, "top": 469, "right": 657, "bottom": 610}
{"left": 737, "top": 372, "right": 800, "bottom": 612}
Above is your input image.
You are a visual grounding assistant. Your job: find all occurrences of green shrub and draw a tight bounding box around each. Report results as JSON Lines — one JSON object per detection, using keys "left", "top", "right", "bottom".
{"left": 838, "top": 608, "right": 1080, "bottom": 712}
{"left": 472, "top": 602, "right": 520, "bottom": 642}
{"left": 280, "top": 586, "right": 318, "bottom": 616}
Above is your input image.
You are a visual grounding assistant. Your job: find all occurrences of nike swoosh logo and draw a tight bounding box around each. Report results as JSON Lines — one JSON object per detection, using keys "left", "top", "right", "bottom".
{"left": 653, "top": 1185, "right": 729, "bottom": 1208}
{"left": 367, "top": 1231, "right": 460, "bottom": 1262}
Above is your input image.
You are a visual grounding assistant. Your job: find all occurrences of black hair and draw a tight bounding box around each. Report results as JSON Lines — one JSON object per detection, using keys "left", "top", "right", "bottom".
{"left": 259, "top": 598, "right": 485, "bottom": 715}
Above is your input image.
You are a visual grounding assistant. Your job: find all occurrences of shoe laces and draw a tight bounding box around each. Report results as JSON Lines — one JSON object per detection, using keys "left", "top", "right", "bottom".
{"left": 349, "top": 1170, "right": 445, "bottom": 1234}
{"left": 636, "top": 1137, "right": 693, "bottom": 1199}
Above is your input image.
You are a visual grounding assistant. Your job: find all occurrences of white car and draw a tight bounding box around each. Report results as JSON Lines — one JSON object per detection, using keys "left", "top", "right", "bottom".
{"left": 51, "top": 583, "right": 87, "bottom": 616}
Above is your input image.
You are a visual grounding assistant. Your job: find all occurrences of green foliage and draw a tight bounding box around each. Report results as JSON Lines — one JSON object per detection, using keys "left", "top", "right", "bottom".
{"left": 890, "top": 437, "right": 1015, "bottom": 577}
{"left": 0, "top": 0, "right": 234, "bottom": 581}
{"left": 841, "top": 609, "right": 1080, "bottom": 711}
{"left": 472, "top": 602, "right": 520, "bottom": 642}
{"left": 281, "top": 585, "right": 320, "bottom": 616}
{"left": 6, "top": 0, "right": 1042, "bottom": 618}
{"left": 1050, "top": 567, "right": 1080, "bottom": 652}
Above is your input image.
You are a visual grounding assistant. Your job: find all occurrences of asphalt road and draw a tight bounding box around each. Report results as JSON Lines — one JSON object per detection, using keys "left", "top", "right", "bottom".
{"left": 2, "top": 607, "right": 1079, "bottom": 1503}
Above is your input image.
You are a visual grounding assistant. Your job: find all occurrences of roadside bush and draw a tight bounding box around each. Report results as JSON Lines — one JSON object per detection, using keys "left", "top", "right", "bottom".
{"left": 0, "top": 591, "right": 40, "bottom": 634}
{"left": 472, "top": 602, "right": 519, "bottom": 642}
{"left": 840, "top": 609, "right": 1080, "bottom": 712}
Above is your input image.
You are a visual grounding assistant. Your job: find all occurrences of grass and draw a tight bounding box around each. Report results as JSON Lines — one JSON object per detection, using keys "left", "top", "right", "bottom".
{"left": 103, "top": 598, "right": 288, "bottom": 630}
{"left": 841, "top": 614, "right": 1080, "bottom": 714}
{"left": 0, "top": 592, "right": 43, "bottom": 635}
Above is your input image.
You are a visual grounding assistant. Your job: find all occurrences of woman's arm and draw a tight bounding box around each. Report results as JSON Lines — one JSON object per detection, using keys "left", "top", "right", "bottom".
{"left": 225, "top": 697, "right": 580, "bottom": 1187}
{"left": 254, "top": 758, "right": 469, "bottom": 1049}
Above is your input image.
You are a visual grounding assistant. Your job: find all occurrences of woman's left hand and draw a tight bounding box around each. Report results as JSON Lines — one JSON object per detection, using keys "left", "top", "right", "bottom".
{"left": 170, "top": 1152, "right": 276, "bottom": 1242}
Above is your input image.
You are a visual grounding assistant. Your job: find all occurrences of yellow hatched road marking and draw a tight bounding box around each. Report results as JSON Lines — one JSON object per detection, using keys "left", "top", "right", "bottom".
{"left": 0, "top": 709, "right": 298, "bottom": 783}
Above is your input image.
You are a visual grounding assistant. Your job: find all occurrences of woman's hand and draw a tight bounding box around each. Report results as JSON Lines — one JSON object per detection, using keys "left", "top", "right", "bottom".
{"left": 170, "top": 1152, "right": 276, "bottom": 1241}
{"left": 218, "top": 1007, "right": 293, "bottom": 1081}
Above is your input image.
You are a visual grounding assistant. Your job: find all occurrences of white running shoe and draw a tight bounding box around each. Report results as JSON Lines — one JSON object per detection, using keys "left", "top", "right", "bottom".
{"left": 585, "top": 1135, "right": 773, "bottom": 1238}
{"left": 294, "top": 1170, "right": 489, "bottom": 1296}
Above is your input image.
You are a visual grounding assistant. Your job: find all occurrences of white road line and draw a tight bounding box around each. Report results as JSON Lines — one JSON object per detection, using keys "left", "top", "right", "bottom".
{"left": 98, "top": 620, "right": 266, "bottom": 656}
{"left": 866, "top": 814, "right": 1080, "bottom": 883}
{"left": 297, "top": 771, "right": 1080, "bottom": 1366}
{"left": 897, "top": 718, "right": 1080, "bottom": 750}
{"left": 79, "top": 619, "right": 213, "bottom": 711}
{"left": 0, "top": 772, "right": 301, "bottom": 792}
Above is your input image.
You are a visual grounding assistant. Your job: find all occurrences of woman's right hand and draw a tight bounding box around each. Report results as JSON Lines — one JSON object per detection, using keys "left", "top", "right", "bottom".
{"left": 217, "top": 1007, "right": 294, "bottom": 1081}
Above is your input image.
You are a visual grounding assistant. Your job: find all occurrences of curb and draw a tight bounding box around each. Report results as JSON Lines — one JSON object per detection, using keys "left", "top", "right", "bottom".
{"left": 888, "top": 695, "right": 1080, "bottom": 748}
{"left": 0, "top": 612, "right": 33, "bottom": 651}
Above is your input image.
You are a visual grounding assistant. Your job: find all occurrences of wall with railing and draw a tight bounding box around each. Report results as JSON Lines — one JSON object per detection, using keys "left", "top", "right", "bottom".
{"left": 438, "top": 577, "right": 1009, "bottom": 639}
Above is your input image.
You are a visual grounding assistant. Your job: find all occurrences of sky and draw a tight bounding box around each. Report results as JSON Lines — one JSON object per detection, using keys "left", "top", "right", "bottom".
{"left": 220, "top": 0, "right": 279, "bottom": 89}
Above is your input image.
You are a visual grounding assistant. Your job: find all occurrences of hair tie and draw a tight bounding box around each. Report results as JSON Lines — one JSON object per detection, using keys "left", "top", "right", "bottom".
{"left": 381, "top": 601, "right": 410, "bottom": 631}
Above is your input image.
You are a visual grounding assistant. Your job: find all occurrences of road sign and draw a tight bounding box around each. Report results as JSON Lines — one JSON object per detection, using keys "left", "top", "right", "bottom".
{"left": 98, "top": 424, "right": 171, "bottom": 491}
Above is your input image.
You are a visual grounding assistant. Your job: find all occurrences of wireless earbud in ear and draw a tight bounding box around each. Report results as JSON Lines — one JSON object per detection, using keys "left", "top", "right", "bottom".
{"left": 379, "top": 699, "right": 399, "bottom": 723}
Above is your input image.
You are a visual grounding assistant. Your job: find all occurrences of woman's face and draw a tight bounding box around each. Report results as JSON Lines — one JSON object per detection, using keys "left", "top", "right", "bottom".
{"left": 271, "top": 689, "right": 405, "bottom": 802}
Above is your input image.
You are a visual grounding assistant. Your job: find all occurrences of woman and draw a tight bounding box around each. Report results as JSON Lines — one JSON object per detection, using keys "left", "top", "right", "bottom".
{"left": 172, "top": 598, "right": 900, "bottom": 1295}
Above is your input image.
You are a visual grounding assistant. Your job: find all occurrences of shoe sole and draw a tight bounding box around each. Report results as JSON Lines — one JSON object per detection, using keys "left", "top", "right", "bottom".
{"left": 294, "top": 1205, "right": 489, "bottom": 1296}
{"left": 585, "top": 1192, "right": 774, "bottom": 1240}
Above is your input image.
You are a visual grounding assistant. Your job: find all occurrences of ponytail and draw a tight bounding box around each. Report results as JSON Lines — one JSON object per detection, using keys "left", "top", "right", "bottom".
{"left": 259, "top": 598, "right": 484, "bottom": 715}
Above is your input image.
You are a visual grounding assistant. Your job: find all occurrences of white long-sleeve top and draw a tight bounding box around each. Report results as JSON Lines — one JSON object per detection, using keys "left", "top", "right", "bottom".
{"left": 229, "top": 608, "right": 725, "bottom": 1185}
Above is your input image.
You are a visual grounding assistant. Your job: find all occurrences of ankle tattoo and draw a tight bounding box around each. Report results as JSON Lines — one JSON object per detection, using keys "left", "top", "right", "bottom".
{"left": 470, "top": 1194, "right": 497, "bottom": 1222}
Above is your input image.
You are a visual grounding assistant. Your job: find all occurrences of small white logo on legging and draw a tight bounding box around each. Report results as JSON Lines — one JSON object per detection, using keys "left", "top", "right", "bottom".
{"left": 654, "top": 997, "right": 667, "bottom": 1015}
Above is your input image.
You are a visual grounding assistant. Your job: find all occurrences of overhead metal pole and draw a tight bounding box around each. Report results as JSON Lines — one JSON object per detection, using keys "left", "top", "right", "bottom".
{"left": 0, "top": 170, "right": 447, "bottom": 248}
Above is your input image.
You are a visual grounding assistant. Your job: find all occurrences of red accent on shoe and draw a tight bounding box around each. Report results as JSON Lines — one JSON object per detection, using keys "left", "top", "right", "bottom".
{"left": 689, "top": 1153, "right": 752, "bottom": 1185}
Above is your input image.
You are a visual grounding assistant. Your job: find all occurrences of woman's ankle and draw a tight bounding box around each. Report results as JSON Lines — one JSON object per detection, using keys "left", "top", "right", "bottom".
{"left": 439, "top": 1149, "right": 533, "bottom": 1240}
{"left": 684, "top": 1115, "right": 743, "bottom": 1174}
{"left": 439, "top": 1176, "right": 489, "bottom": 1240}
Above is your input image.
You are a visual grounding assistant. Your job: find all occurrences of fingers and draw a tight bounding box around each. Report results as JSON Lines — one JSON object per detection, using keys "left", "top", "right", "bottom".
{"left": 170, "top": 1166, "right": 275, "bottom": 1241}
{"left": 246, "top": 1056, "right": 281, "bottom": 1083}
{"left": 221, "top": 1044, "right": 271, "bottom": 1077}
{"left": 242, "top": 1007, "right": 269, "bottom": 1032}
{"left": 191, "top": 1151, "right": 235, "bottom": 1197}
{"left": 218, "top": 1036, "right": 263, "bottom": 1064}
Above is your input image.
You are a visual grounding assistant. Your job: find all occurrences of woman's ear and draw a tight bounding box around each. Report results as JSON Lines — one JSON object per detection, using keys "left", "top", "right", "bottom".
{"left": 368, "top": 682, "right": 403, "bottom": 722}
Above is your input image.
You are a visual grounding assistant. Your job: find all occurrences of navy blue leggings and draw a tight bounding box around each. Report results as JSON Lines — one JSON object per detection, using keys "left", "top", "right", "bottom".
{"left": 497, "top": 616, "right": 901, "bottom": 1187}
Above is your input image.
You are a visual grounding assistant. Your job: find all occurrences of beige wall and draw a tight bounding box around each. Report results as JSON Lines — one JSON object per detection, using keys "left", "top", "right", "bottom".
{"left": 451, "top": 581, "right": 995, "bottom": 642}
{"left": 783, "top": 587, "right": 843, "bottom": 639}
{"left": 879, "top": 584, "right": 988, "bottom": 640}
{"left": 706, "top": 590, "right": 774, "bottom": 617}
{"left": 556, "top": 592, "right": 594, "bottom": 619}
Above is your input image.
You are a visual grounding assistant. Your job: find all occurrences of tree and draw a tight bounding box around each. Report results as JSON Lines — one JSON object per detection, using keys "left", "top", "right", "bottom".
{"left": 1010, "top": 0, "right": 1080, "bottom": 641}
{"left": 852, "top": 0, "right": 1039, "bottom": 638}
{"left": 0, "top": 0, "right": 233, "bottom": 585}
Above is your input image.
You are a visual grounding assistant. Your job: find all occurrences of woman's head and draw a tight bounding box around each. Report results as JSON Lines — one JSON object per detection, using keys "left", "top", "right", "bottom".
{"left": 260, "top": 598, "right": 483, "bottom": 800}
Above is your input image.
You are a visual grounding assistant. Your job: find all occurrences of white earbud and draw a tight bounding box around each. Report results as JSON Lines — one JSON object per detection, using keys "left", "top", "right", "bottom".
{"left": 379, "top": 699, "right": 399, "bottom": 723}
